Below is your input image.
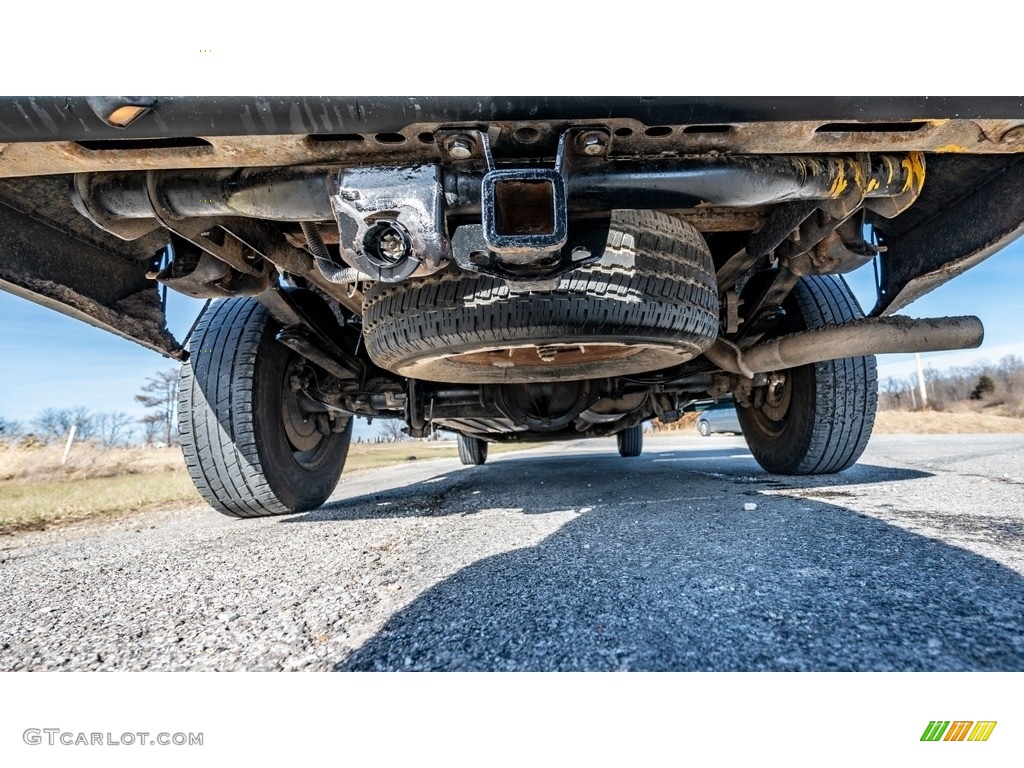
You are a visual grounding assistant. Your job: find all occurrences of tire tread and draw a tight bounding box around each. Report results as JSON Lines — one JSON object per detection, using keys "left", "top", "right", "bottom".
{"left": 617, "top": 424, "right": 643, "bottom": 457}
{"left": 178, "top": 298, "right": 347, "bottom": 517}
{"left": 738, "top": 275, "right": 877, "bottom": 475}
{"left": 363, "top": 211, "right": 719, "bottom": 379}
{"left": 457, "top": 435, "right": 488, "bottom": 465}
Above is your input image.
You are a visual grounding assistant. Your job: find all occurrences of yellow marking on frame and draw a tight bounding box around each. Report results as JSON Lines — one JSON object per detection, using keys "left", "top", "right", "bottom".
{"left": 934, "top": 144, "right": 968, "bottom": 153}
{"left": 884, "top": 156, "right": 896, "bottom": 185}
{"left": 851, "top": 158, "right": 866, "bottom": 195}
{"left": 901, "top": 152, "right": 926, "bottom": 193}
{"left": 829, "top": 160, "right": 848, "bottom": 198}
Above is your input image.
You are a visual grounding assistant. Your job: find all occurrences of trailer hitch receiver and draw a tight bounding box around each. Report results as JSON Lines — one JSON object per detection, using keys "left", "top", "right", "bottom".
{"left": 482, "top": 168, "right": 568, "bottom": 255}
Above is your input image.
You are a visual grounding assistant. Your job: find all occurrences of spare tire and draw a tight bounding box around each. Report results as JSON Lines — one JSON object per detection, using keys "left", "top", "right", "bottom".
{"left": 362, "top": 211, "right": 718, "bottom": 383}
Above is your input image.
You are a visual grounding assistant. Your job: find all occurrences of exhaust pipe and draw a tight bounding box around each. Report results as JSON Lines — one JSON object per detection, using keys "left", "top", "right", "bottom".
{"left": 706, "top": 315, "right": 984, "bottom": 377}
{"left": 75, "top": 153, "right": 923, "bottom": 228}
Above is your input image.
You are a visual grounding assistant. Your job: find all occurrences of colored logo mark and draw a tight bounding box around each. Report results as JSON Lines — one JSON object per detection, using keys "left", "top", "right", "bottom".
{"left": 921, "top": 721, "right": 997, "bottom": 742}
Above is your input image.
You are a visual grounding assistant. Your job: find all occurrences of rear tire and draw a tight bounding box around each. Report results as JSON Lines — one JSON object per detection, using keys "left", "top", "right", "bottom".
{"left": 617, "top": 424, "right": 643, "bottom": 457}
{"left": 736, "top": 275, "right": 877, "bottom": 475}
{"left": 178, "top": 298, "right": 352, "bottom": 517}
{"left": 698, "top": 420, "right": 711, "bottom": 437}
{"left": 457, "top": 434, "right": 488, "bottom": 465}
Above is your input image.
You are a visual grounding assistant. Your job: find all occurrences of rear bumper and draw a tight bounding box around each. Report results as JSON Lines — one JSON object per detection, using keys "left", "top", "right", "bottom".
{"left": 3, "top": 96, "right": 1024, "bottom": 143}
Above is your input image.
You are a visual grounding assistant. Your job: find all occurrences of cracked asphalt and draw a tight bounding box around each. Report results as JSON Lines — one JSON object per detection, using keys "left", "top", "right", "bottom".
{"left": 1, "top": 433, "right": 1022, "bottom": 671}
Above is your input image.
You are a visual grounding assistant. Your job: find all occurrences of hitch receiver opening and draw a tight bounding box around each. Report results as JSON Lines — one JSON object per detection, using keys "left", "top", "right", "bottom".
{"left": 482, "top": 169, "right": 567, "bottom": 255}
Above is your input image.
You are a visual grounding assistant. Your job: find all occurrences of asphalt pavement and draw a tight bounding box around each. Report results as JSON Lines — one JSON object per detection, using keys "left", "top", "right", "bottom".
{"left": 1, "top": 433, "right": 1022, "bottom": 671}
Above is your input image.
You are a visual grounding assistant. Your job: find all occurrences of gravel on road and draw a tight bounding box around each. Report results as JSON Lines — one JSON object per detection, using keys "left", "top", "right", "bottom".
{"left": 1, "top": 434, "right": 1022, "bottom": 671}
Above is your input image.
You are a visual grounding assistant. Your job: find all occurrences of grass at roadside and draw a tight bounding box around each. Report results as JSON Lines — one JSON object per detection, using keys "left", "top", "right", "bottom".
{"left": 0, "top": 440, "right": 535, "bottom": 535}
{"left": 0, "top": 471, "right": 201, "bottom": 534}
{"left": 872, "top": 409, "right": 1024, "bottom": 434}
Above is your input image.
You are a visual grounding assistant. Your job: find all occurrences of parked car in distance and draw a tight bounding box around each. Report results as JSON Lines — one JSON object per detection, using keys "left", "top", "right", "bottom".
{"left": 696, "top": 400, "right": 743, "bottom": 437}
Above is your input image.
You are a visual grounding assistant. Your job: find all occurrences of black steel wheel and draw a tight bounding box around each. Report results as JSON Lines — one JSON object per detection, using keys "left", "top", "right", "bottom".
{"left": 617, "top": 424, "right": 643, "bottom": 457}
{"left": 178, "top": 298, "right": 352, "bottom": 517}
{"left": 457, "top": 434, "right": 488, "bottom": 466}
{"left": 736, "top": 275, "right": 877, "bottom": 475}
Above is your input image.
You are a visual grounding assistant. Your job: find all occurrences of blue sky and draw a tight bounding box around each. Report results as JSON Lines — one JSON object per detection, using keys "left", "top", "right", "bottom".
{"left": 844, "top": 239, "right": 1024, "bottom": 382}
{"left": 0, "top": 289, "right": 204, "bottom": 422}
{"left": 2, "top": 238, "right": 1022, "bottom": 430}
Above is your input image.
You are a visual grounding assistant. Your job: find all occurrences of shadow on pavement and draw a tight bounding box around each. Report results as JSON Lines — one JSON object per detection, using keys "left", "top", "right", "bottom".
{"left": 282, "top": 448, "right": 932, "bottom": 524}
{"left": 309, "top": 451, "right": 1022, "bottom": 671}
{"left": 337, "top": 500, "right": 1024, "bottom": 670}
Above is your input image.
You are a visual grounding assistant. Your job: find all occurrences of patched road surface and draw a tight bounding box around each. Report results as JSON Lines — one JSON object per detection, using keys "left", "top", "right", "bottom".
{"left": 2, "top": 434, "right": 1022, "bottom": 671}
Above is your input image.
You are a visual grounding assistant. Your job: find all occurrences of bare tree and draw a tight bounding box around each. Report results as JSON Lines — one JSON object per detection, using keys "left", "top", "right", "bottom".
{"left": 876, "top": 356, "right": 1024, "bottom": 417}
{"left": 880, "top": 377, "right": 905, "bottom": 410}
{"left": 32, "top": 409, "right": 64, "bottom": 442}
{"left": 923, "top": 365, "right": 945, "bottom": 410}
{"left": 135, "top": 369, "right": 180, "bottom": 446}
{"left": 378, "top": 419, "right": 408, "bottom": 443}
{"left": 0, "top": 417, "right": 24, "bottom": 444}
{"left": 32, "top": 407, "right": 96, "bottom": 443}
{"left": 96, "top": 411, "right": 135, "bottom": 448}
{"left": 140, "top": 416, "right": 162, "bottom": 446}
{"left": 997, "top": 355, "right": 1023, "bottom": 394}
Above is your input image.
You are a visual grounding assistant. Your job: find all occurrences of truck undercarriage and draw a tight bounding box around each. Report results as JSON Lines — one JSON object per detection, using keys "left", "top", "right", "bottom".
{"left": 1, "top": 97, "right": 1021, "bottom": 516}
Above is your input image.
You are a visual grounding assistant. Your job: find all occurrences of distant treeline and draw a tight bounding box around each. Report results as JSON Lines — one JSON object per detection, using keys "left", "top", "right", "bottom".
{"left": 1, "top": 408, "right": 143, "bottom": 448}
{"left": 0, "top": 368, "right": 181, "bottom": 449}
{"left": 880, "top": 355, "right": 1023, "bottom": 415}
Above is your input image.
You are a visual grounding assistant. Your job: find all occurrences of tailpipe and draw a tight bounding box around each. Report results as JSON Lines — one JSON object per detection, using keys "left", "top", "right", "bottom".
{"left": 706, "top": 315, "right": 984, "bottom": 377}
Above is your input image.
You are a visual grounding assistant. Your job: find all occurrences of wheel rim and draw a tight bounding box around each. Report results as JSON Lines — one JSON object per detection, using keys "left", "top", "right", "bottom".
{"left": 396, "top": 339, "right": 694, "bottom": 384}
{"left": 280, "top": 358, "right": 332, "bottom": 468}
{"left": 746, "top": 371, "right": 793, "bottom": 438}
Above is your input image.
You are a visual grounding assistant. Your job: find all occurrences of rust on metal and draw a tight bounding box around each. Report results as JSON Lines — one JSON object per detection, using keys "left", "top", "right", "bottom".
{"left": 1, "top": 119, "right": 1022, "bottom": 179}
{"left": 455, "top": 343, "right": 648, "bottom": 370}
